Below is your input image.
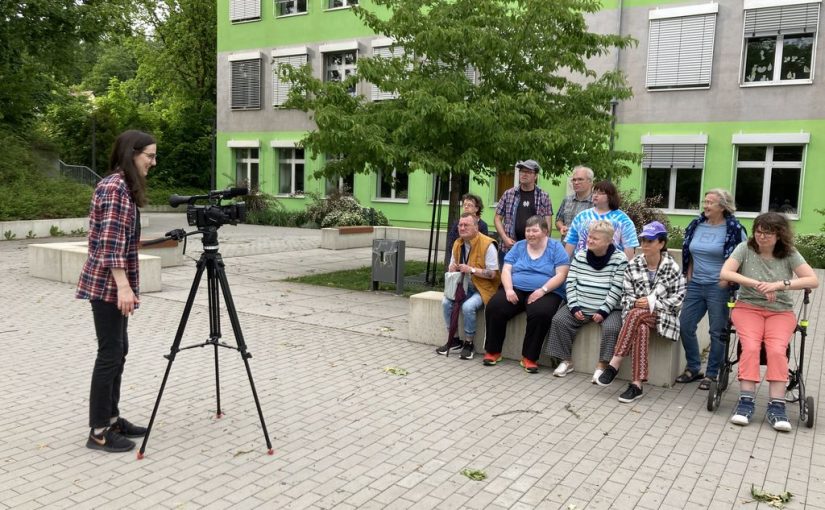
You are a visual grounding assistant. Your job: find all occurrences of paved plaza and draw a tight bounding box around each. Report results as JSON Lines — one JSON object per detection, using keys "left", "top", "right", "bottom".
{"left": 1, "top": 212, "right": 823, "bottom": 509}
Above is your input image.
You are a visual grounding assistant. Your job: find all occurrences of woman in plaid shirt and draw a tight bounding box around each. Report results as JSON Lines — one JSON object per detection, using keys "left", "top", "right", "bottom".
{"left": 76, "top": 130, "right": 156, "bottom": 452}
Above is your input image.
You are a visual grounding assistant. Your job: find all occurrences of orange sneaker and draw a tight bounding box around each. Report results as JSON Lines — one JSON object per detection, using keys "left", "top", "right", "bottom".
{"left": 520, "top": 357, "right": 538, "bottom": 374}
{"left": 483, "top": 352, "right": 502, "bottom": 366}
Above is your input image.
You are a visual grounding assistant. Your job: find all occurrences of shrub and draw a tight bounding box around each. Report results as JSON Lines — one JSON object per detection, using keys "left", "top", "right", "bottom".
{"left": 796, "top": 234, "right": 825, "bottom": 269}
{"left": 304, "top": 190, "right": 389, "bottom": 227}
{"left": 0, "top": 177, "right": 92, "bottom": 221}
{"left": 146, "top": 185, "right": 208, "bottom": 207}
{"left": 619, "top": 190, "right": 670, "bottom": 231}
{"left": 667, "top": 225, "right": 685, "bottom": 250}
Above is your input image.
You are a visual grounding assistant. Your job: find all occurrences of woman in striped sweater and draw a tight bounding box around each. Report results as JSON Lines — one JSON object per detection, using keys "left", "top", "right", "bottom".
{"left": 545, "top": 220, "right": 628, "bottom": 381}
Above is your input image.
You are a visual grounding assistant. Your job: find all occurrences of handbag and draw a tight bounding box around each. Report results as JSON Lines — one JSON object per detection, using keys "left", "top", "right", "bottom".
{"left": 443, "top": 271, "right": 469, "bottom": 300}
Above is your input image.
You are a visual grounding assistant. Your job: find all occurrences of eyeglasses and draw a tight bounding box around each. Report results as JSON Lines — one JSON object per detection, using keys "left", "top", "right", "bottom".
{"left": 591, "top": 190, "right": 606, "bottom": 196}
{"left": 754, "top": 230, "right": 776, "bottom": 238}
{"left": 571, "top": 178, "right": 588, "bottom": 183}
{"left": 141, "top": 152, "right": 157, "bottom": 161}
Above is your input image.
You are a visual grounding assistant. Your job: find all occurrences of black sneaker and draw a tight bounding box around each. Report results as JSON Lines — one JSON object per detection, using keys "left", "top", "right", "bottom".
{"left": 86, "top": 428, "right": 136, "bottom": 453}
{"left": 459, "top": 341, "right": 474, "bottom": 360}
{"left": 111, "top": 417, "right": 147, "bottom": 438}
{"left": 597, "top": 365, "right": 618, "bottom": 387}
{"left": 436, "top": 337, "right": 462, "bottom": 355}
{"left": 618, "top": 383, "right": 643, "bottom": 403}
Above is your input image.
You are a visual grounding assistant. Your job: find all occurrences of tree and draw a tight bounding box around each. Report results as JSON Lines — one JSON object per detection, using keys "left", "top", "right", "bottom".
{"left": 285, "top": 0, "right": 638, "bottom": 235}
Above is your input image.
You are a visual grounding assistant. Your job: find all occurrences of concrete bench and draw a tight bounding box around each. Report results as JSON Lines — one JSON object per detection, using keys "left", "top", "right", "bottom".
{"left": 409, "top": 291, "right": 710, "bottom": 387}
{"left": 28, "top": 242, "right": 162, "bottom": 292}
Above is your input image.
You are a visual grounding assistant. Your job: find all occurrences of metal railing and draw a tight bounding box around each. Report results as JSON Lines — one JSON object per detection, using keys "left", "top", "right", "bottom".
{"left": 58, "top": 160, "right": 101, "bottom": 187}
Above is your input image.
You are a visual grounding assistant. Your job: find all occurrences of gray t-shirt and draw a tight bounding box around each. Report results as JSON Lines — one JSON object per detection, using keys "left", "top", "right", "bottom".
{"left": 730, "top": 241, "right": 806, "bottom": 311}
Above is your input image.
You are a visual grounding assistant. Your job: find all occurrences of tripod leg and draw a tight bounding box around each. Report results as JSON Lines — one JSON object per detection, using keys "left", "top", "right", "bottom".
{"left": 138, "top": 257, "right": 207, "bottom": 459}
{"left": 206, "top": 261, "right": 223, "bottom": 419}
{"left": 214, "top": 256, "right": 274, "bottom": 454}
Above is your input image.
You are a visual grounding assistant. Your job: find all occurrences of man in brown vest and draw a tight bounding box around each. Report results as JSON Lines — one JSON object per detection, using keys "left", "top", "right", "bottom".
{"left": 436, "top": 213, "right": 501, "bottom": 359}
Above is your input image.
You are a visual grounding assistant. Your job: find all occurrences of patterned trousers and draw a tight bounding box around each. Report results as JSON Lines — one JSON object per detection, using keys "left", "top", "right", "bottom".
{"left": 613, "top": 308, "right": 657, "bottom": 383}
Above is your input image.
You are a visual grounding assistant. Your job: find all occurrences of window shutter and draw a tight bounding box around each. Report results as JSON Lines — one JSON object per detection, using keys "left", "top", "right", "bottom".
{"left": 464, "top": 65, "right": 478, "bottom": 85}
{"left": 231, "top": 59, "right": 262, "bottom": 110}
{"left": 642, "top": 144, "right": 706, "bottom": 169}
{"left": 647, "top": 14, "right": 717, "bottom": 89}
{"left": 744, "top": 3, "right": 820, "bottom": 37}
{"left": 273, "top": 54, "right": 307, "bottom": 107}
{"left": 371, "top": 46, "right": 400, "bottom": 101}
{"left": 230, "top": 0, "right": 261, "bottom": 22}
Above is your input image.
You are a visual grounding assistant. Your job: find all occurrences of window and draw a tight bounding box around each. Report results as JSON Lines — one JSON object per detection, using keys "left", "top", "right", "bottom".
{"left": 230, "top": 56, "right": 262, "bottom": 110}
{"left": 235, "top": 148, "right": 260, "bottom": 190}
{"left": 328, "top": 0, "right": 357, "bottom": 8}
{"left": 326, "top": 175, "right": 355, "bottom": 195}
{"left": 275, "top": 0, "right": 306, "bottom": 16}
{"left": 371, "top": 45, "right": 401, "bottom": 101}
{"left": 734, "top": 143, "right": 805, "bottom": 214}
{"left": 278, "top": 148, "right": 305, "bottom": 195}
{"left": 742, "top": 0, "right": 820, "bottom": 84}
{"left": 230, "top": 0, "right": 261, "bottom": 22}
{"left": 272, "top": 50, "right": 308, "bottom": 107}
{"left": 642, "top": 136, "right": 706, "bottom": 210}
{"left": 324, "top": 51, "right": 358, "bottom": 95}
{"left": 431, "top": 173, "right": 470, "bottom": 203}
{"left": 376, "top": 169, "right": 408, "bottom": 200}
{"left": 646, "top": 4, "right": 718, "bottom": 89}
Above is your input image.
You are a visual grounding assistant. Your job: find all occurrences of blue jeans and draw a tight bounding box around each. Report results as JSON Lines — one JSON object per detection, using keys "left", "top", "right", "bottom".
{"left": 442, "top": 288, "right": 484, "bottom": 337}
{"left": 679, "top": 281, "right": 729, "bottom": 378}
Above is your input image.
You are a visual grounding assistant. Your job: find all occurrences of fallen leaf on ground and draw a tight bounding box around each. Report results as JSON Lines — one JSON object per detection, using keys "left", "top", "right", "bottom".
{"left": 384, "top": 366, "right": 408, "bottom": 376}
{"left": 751, "top": 485, "right": 792, "bottom": 508}
{"left": 461, "top": 468, "right": 487, "bottom": 481}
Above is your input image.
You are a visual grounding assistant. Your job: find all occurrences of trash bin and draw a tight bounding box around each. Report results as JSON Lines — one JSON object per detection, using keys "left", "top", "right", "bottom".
{"left": 371, "top": 239, "right": 405, "bottom": 295}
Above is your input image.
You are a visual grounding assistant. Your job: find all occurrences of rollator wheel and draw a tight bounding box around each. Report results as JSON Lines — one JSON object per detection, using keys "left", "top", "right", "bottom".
{"left": 707, "top": 380, "right": 721, "bottom": 412}
{"left": 804, "top": 396, "right": 815, "bottom": 428}
{"left": 719, "top": 366, "right": 730, "bottom": 393}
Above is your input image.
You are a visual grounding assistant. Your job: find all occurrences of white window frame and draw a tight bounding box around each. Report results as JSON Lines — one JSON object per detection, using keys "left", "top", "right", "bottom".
{"left": 274, "top": 0, "right": 306, "bottom": 17}
{"left": 370, "top": 42, "right": 401, "bottom": 101}
{"left": 429, "top": 173, "right": 471, "bottom": 205}
{"left": 740, "top": 0, "right": 821, "bottom": 86}
{"left": 230, "top": 0, "right": 261, "bottom": 23}
{"left": 272, "top": 48, "right": 309, "bottom": 108}
{"left": 646, "top": 4, "right": 718, "bottom": 90}
{"left": 276, "top": 147, "right": 305, "bottom": 196}
{"left": 327, "top": 0, "right": 358, "bottom": 9}
{"left": 232, "top": 147, "right": 260, "bottom": 190}
{"left": 732, "top": 134, "right": 808, "bottom": 218}
{"left": 321, "top": 44, "right": 358, "bottom": 96}
{"left": 375, "top": 169, "right": 409, "bottom": 202}
{"left": 641, "top": 135, "right": 707, "bottom": 213}
{"left": 229, "top": 53, "right": 263, "bottom": 110}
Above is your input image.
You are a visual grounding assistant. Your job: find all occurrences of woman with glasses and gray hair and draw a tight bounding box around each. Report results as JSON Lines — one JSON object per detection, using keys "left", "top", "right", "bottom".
{"left": 676, "top": 189, "right": 746, "bottom": 389}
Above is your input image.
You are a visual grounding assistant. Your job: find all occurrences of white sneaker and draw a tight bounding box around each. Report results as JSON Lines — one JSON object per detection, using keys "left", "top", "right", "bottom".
{"left": 553, "top": 361, "right": 573, "bottom": 377}
{"left": 592, "top": 368, "right": 604, "bottom": 384}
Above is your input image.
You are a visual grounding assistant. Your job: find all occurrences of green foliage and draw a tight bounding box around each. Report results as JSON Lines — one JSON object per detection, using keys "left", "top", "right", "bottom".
{"left": 461, "top": 469, "right": 487, "bottom": 481}
{"left": 796, "top": 234, "right": 825, "bottom": 269}
{"left": 304, "top": 190, "right": 390, "bottom": 228}
{"left": 245, "top": 207, "right": 310, "bottom": 228}
{"left": 70, "top": 227, "right": 87, "bottom": 236}
{"left": 619, "top": 190, "right": 670, "bottom": 231}
{"left": 50, "top": 225, "right": 65, "bottom": 237}
{"left": 285, "top": 261, "right": 443, "bottom": 296}
{"left": 667, "top": 225, "right": 685, "bottom": 250}
{"left": 146, "top": 184, "right": 208, "bottom": 207}
{"left": 0, "top": 178, "right": 92, "bottom": 221}
{"left": 816, "top": 207, "right": 825, "bottom": 232}
{"left": 3, "top": 230, "right": 16, "bottom": 240}
{"left": 284, "top": 0, "right": 638, "bottom": 190}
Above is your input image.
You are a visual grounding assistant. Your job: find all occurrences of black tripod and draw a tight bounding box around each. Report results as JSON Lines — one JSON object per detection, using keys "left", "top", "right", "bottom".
{"left": 138, "top": 226, "right": 273, "bottom": 459}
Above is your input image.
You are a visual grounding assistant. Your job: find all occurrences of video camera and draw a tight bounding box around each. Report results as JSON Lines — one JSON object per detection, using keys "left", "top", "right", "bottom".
{"left": 169, "top": 187, "right": 248, "bottom": 229}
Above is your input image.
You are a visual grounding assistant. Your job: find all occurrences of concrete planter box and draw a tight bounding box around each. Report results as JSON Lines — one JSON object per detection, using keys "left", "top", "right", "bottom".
{"left": 322, "top": 226, "right": 447, "bottom": 251}
{"left": 1, "top": 214, "right": 150, "bottom": 241}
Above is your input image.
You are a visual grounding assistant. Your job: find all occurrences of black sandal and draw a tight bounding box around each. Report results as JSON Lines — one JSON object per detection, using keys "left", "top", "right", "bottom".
{"left": 675, "top": 369, "right": 703, "bottom": 384}
{"left": 698, "top": 377, "right": 713, "bottom": 391}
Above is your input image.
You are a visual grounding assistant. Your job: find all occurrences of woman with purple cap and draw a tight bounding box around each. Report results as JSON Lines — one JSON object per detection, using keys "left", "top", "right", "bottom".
{"left": 596, "top": 221, "right": 686, "bottom": 403}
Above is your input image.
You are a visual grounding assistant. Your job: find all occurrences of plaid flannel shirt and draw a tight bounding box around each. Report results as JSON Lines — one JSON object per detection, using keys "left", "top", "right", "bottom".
{"left": 621, "top": 252, "right": 686, "bottom": 341}
{"left": 495, "top": 185, "right": 553, "bottom": 253}
{"left": 75, "top": 173, "right": 140, "bottom": 304}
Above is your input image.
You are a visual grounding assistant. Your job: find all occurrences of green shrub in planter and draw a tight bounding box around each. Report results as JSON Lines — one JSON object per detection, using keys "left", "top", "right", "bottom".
{"left": 795, "top": 234, "right": 825, "bottom": 269}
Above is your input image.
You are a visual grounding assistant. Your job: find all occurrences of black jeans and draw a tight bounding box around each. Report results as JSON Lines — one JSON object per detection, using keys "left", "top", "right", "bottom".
{"left": 89, "top": 300, "right": 129, "bottom": 428}
{"left": 484, "top": 287, "right": 563, "bottom": 362}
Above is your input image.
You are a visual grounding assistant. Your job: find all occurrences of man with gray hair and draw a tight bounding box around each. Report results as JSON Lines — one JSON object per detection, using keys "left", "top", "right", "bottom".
{"left": 555, "top": 165, "right": 594, "bottom": 239}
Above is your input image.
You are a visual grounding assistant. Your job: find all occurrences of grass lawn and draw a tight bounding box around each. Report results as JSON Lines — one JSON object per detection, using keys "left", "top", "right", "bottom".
{"left": 285, "top": 260, "right": 445, "bottom": 297}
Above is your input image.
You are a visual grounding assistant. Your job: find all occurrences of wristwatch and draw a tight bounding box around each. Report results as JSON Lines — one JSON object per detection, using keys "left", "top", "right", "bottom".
{"left": 783, "top": 279, "right": 791, "bottom": 288}
{"left": 541, "top": 286, "right": 549, "bottom": 293}
{"left": 470, "top": 267, "right": 476, "bottom": 274}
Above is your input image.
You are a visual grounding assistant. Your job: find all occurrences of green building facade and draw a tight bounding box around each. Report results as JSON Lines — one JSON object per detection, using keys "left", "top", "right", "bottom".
{"left": 217, "top": 0, "right": 825, "bottom": 234}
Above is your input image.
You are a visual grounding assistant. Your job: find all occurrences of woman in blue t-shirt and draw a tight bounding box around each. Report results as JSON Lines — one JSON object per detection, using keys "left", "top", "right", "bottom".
{"left": 483, "top": 216, "right": 570, "bottom": 373}
{"left": 676, "top": 189, "right": 746, "bottom": 389}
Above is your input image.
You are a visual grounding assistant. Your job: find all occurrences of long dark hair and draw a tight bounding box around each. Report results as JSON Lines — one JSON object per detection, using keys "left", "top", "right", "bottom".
{"left": 108, "top": 130, "right": 154, "bottom": 207}
{"left": 593, "top": 180, "right": 620, "bottom": 210}
{"left": 747, "top": 212, "right": 795, "bottom": 258}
